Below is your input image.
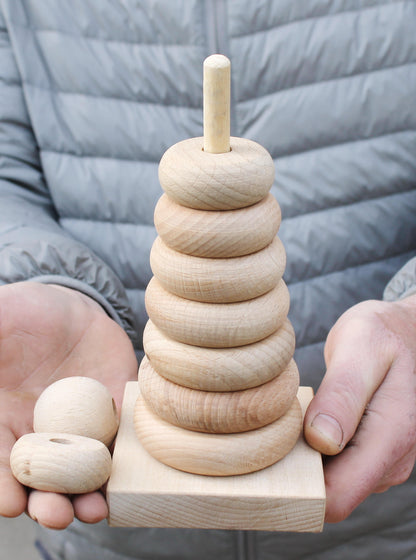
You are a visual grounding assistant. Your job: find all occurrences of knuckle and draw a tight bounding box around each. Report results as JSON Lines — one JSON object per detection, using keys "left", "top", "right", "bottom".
{"left": 325, "top": 302, "right": 388, "bottom": 361}
{"left": 389, "top": 457, "right": 416, "bottom": 487}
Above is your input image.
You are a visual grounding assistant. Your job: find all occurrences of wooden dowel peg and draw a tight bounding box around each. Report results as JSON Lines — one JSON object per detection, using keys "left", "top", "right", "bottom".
{"left": 203, "top": 54, "right": 231, "bottom": 154}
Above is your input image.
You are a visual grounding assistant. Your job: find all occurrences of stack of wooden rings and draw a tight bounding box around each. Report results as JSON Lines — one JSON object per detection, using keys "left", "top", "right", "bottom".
{"left": 134, "top": 55, "right": 302, "bottom": 476}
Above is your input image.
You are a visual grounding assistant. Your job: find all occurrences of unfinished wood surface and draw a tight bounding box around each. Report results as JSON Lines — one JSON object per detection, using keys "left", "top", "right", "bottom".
{"left": 11, "top": 432, "right": 112, "bottom": 494}
{"left": 138, "top": 357, "right": 299, "bottom": 433}
{"left": 34, "top": 376, "right": 119, "bottom": 447}
{"left": 154, "top": 193, "right": 281, "bottom": 258}
{"left": 203, "top": 54, "right": 230, "bottom": 154}
{"left": 158, "top": 137, "right": 275, "bottom": 210}
{"left": 107, "top": 382, "right": 326, "bottom": 531}
{"left": 150, "top": 236, "right": 285, "bottom": 303}
{"left": 143, "top": 319, "right": 295, "bottom": 391}
{"left": 134, "top": 393, "right": 301, "bottom": 476}
{"left": 145, "top": 277, "right": 290, "bottom": 348}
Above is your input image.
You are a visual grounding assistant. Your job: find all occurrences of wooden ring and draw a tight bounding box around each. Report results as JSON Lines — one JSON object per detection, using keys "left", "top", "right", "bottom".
{"left": 150, "top": 236, "right": 286, "bottom": 303}
{"left": 34, "top": 376, "right": 119, "bottom": 447}
{"left": 143, "top": 319, "right": 295, "bottom": 391}
{"left": 139, "top": 357, "right": 299, "bottom": 433}
{"left": 154, "top": 193, "right": 281, "bottom": 258}
{"left": 134, "top": 394, "right": 302, "bottom": 475}
{"left": 10, "top": 433, "right": 112, "bottom": 494}
{"left": 145, "top": 277, "right": 290, "bottom": 348}
{"left": 158, "top": 137, "right": 275, "bottom": 210}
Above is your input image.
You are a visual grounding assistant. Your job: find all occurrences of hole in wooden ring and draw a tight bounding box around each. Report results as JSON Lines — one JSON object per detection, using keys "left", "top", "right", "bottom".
{"left": 201, "top": 147, "right": 232, "bottom": 152}
{"left": 49, "top": 438, "right": 72, "bottom": 445}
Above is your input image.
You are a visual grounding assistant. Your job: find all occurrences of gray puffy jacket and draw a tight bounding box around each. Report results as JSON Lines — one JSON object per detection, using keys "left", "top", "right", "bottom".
{"left": 1, "top": 1, "right": 416, "bottom": 559}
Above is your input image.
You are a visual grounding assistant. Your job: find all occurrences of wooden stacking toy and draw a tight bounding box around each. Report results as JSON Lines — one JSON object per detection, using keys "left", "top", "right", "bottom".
{"left": 9, "top": 57, "right": 324, "bottom": 529}
{"left": 10, "top": 377, "right": 116, "bottom": 494}
{"left": 134, "top": 56, "right": 302, "bottom": 476}
{"left": 108, "top": 55, "right": 326, "bottom": 531}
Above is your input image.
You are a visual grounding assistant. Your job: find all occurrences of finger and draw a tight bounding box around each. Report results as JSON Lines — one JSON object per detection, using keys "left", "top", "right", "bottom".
{"left": 323, "top": 359, "right": 416, "bottom": 522}
{"left": 304, "top": 306, "right": 393, "bottom": 455}
{"left": 28, "top": 491, "right": 74, "bottom": 529}
{"left": 0, "top": 427, "right": 27, "bottom": 517}
{"left": 72, "top": 491, "right": 108, "bottom": 524}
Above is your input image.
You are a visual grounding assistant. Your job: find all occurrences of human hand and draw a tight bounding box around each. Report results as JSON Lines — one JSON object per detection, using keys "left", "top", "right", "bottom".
{"left": 0, "top": 282, "right": 138, "bottom": 529}
{"left": 304, "top": 295, "right": 416, "bottom": 522}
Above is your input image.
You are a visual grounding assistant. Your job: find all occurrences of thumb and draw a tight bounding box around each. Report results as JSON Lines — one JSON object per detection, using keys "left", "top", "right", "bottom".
{"left": 304, "top": 303, "right": 392, "bottom": 455}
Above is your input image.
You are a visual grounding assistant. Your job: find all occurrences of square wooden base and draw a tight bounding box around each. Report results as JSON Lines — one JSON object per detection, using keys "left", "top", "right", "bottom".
{"left": 107, "top": 382, "right": 325, "bottom": 532}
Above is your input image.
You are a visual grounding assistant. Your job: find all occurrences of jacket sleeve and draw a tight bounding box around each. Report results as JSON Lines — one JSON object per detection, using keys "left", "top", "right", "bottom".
{"left": 0, "top": 10, "right": 138, "bottom": 345}
{"left": 383, "top": 257, "right": 416, "bottom": 302}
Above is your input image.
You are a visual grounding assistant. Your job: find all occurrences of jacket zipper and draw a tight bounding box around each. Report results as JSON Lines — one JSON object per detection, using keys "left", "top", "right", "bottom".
{"left": 235, "top": 530, "right": 256, "bottom": 560}
{"left": 204, "top": 2, "right": 251, "bottom": 559}
{"left": 205, "top": 0, "right": 229, "bottom": 56}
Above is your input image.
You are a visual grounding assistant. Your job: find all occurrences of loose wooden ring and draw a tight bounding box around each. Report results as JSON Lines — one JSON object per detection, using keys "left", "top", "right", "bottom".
{"left": 34, "top": 376, "right": 119, "bottom": 447}
{"left": 10, "top": 433, "right": 112, "bottom": 494}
